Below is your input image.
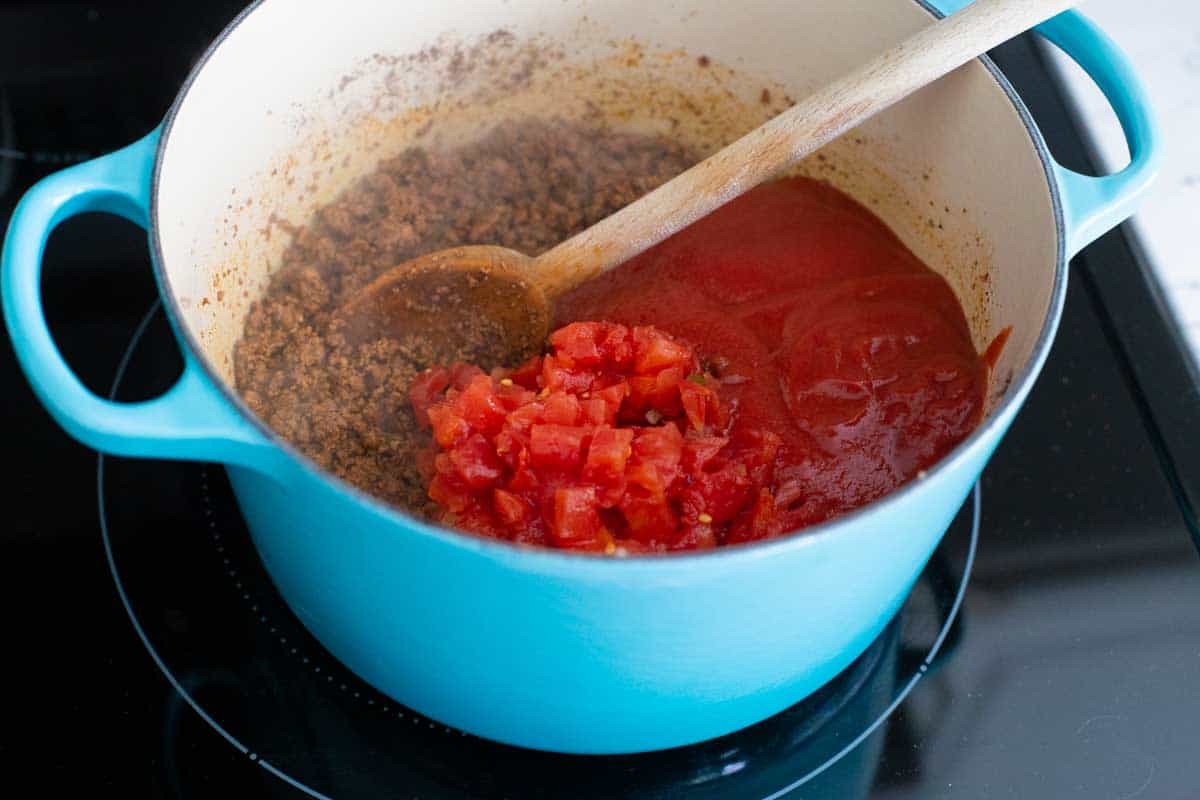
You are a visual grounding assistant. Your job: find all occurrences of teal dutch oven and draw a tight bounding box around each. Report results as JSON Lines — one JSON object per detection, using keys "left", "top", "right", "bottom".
{"left": 1, "top": 0, "right": 1159, "bottom": 753}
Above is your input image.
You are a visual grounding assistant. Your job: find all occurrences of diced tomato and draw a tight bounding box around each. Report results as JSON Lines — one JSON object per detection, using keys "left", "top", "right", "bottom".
{"left": 447, "top": 433, "right": 503, "bottom": 490}
{"left": 580, "top": 397, "right": 609, "bottom": 426}
{"left": 551, "top": 486, "right": 609, "bottom": 549}
{"left": 632, "top": 424, "right": 683, "bottom": 479}
{"left": 542, "top": 354, "right": 595, "bottom": 394}
{"left": 409, "top": 367, "right": 452, "bottom": 427}
{"left": 448, "top": 362, "right": 486, "bottom": 389}
{"left": 619, "top": 493, "right": 678, "bottom": 543}
{"left": 542, "top": 391, "right": 581, "bottom": 426}
{"left": 599, "top": 324, "right": 636, "bottom": 368}
{"left": 505, "top": 402, "right": 543, "bottom": 435}
{"left": 626, "top": 376, "right": 656, "bottom": 418}
{"left": 493, "top": 429, "right": 527, "bottom": 468}
{"left": 583, "top": 429, "right": 633, "bottom": 503}
{"left": 529, "top": 424, "right": 591, "bottom": 468}
{"left": 508, "top": 449, "right": 539, "bottom": 492}
{"left": 679, "top": 378, "right": 719, "bottom": 430}
{"left": 634, "top": 326, "right": 694, "bottom": 373}
{"left": 413, "top": 321, "right": 782, "bottom": 554}
{"left": 683, "top": 462, "right": 752, "bottom": 524}
{"left": 585, "top": 428, "right": 635, "bottom": 482}
{"left": 625, "top": 459, "right": 668, "bottom": 498}
{"left": 496, "top": 382, "right": 537, "bottom": 411}
{"left": 550, "top": 321, "right": 636, "bottom": 369}
{"left": 593, "top": 474, "right": 628, "bottom": 509}
{"left": 549, "top": 322, "right": 603, "bottom": 366}
{"left": 428, "top": 473, "right": 467, "bottom": 513}
{"left": 507, "top": 356, "right": 543, "bottom": 389}
{"left": 458, "top": 375, "right": 508, "bottom": 435}
{"left": 492, "top": 488, "right": 529, "bottom": 526}
{"left": 426, "top": 405, "right": 470, "bottom": 449}
{"left": 625, "top": 365, "right": 686, "bottom": 420}
{"left": 594, "top": 382, "right": 629, "bottom": 422}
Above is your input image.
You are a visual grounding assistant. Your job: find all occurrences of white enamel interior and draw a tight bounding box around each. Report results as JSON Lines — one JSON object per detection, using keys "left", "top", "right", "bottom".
{"left": 155, "top": 0, "right": 1058, "bottom": 415}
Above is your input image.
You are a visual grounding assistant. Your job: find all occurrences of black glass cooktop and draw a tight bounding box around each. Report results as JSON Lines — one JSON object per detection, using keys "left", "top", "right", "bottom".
{"left": 3, "top": 5, "right": 1199, "bottom": 798}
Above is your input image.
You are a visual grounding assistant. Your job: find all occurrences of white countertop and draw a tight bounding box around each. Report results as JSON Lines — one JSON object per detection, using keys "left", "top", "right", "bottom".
{"left": 1045, "top": 0, "right": 1200, "bottom": 364}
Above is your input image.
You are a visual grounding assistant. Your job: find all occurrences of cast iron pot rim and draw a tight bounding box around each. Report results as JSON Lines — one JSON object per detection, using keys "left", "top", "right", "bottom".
{"left": 147, "top": 0, "right": 1067, "bottom": 571}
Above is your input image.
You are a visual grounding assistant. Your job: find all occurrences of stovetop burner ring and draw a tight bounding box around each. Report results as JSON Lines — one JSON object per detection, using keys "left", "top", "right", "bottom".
{"left": 198, "top": 465, "right": 466, "bottom": 732}
{"left": 99, "top": 302, "right": 978, "bottom": 799}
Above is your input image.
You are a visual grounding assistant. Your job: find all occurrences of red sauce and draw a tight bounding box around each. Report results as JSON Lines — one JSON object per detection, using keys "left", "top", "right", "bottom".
{"left": 413, "top": 177, "right": 991, "bottom": 552}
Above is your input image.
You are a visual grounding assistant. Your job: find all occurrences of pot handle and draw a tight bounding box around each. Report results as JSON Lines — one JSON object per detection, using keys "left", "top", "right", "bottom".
{"left": 1, "top": 128, "right": 277, "bottom": 472}
{"left": 924, "top": 2, "right": 1162, "bottom": 257}
{"left": 1036, "top": 12, "right": 1161, "bottom": 257}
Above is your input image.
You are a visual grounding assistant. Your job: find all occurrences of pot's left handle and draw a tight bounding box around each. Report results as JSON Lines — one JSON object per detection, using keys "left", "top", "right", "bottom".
{"left": 2, "top": 129, "right": 277, "bottom": 472}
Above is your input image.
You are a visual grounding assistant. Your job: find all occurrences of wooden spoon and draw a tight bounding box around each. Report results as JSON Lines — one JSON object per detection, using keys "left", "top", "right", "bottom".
{"left": 337, "top": 0, "right": 1077, "bottom": 365}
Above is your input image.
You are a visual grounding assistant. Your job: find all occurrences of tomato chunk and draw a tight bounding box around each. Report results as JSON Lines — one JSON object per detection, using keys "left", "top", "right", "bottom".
{"left": 634, "top": 327, "right": 693, "bottom": 373}
{"left": 679, "top": 378, "right": 720, "bottom": 431}
{"left": 492, "top": 488, "right": 529, "bottom": 526}
{"left": 585, "top": 427, "right": 635, "bottom": 480}
{"left": 458, "top": 375, "right": 508, "bottom": 435}
{"left": 542, "top": 391, "right": 582, "bottom": 426}
{"left": 426, "top": 405, "right": 470, "bottom": 449}
{"left": 529, "top": 424, "right": 591, "bottom": 469}
{"left": 410, "top": 367, "right": 452, "bottom": 427}
{"left": 552, "top": 486, "right": 610, "bottom": 550}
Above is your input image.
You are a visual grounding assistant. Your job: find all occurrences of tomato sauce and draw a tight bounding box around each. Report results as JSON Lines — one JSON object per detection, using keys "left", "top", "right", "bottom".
{"left": 413, "top": 177, "right": 991, "bottom": 552}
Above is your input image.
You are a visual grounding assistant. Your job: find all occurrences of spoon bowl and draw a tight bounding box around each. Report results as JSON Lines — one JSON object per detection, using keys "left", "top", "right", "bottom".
{"left": 335, "top": 245, "right": 550, "bottom": 366}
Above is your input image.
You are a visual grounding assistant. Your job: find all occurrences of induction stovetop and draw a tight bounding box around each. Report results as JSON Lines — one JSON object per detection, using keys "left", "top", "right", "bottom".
{"left": 3, "top": 5, "right": 1199, "bottom": 798}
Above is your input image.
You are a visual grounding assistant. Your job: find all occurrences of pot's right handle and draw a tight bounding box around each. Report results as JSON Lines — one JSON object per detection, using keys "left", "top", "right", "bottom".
{"left": 924, "top": 2, "right": 1162, "bottom": 257}
{"left": 1036, "top": 11, "right": 1161, "bottom": 256}
{"left": 1, "top": 129, "right": 278, "bottom": 473}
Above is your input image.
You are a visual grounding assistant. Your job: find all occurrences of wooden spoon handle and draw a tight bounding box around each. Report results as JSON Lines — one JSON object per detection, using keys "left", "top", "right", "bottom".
{"left": 535, "top": 0, "right": 1077, "bottom": 299}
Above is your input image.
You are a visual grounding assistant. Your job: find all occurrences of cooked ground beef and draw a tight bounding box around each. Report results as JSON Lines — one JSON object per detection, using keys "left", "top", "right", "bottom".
{"left": 234, "top": 118, "right": 696, "bottom": 511}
